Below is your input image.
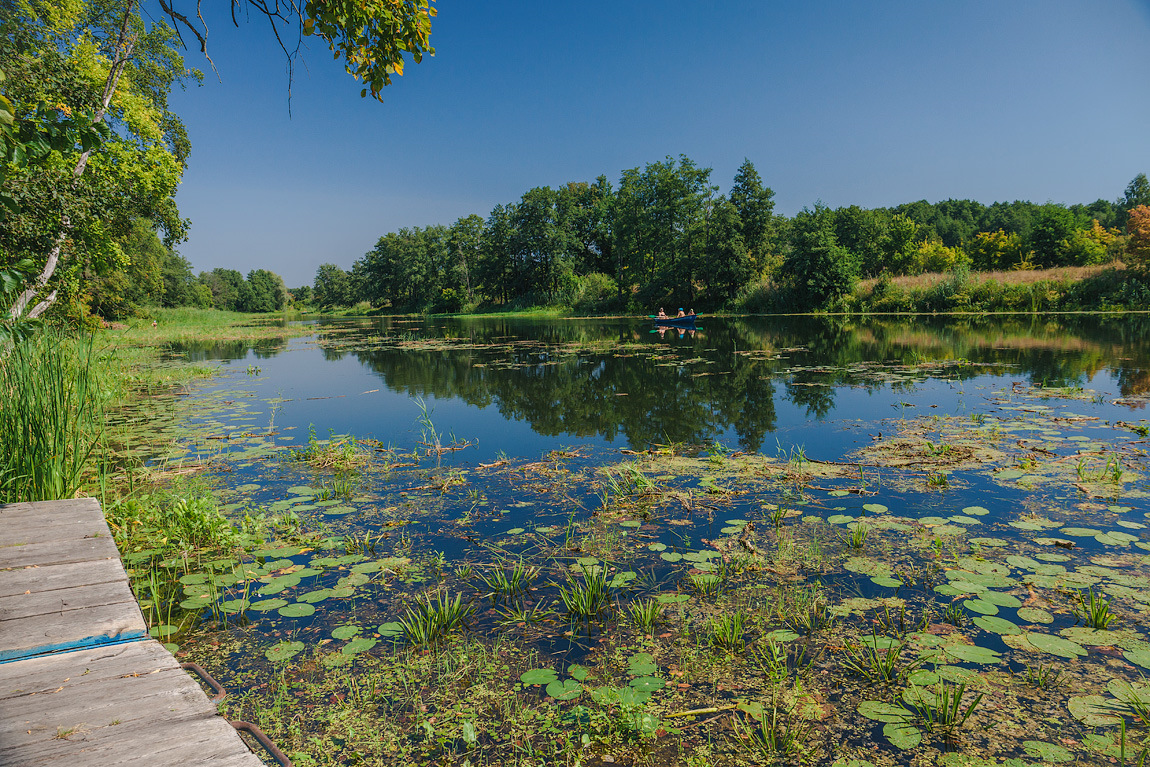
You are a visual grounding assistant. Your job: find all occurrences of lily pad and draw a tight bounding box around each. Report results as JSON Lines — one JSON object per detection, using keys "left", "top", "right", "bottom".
{"left": 567, "top": 664, "right": 590, "bottom": 681}
{"left": 883, "top": 722, "right": 921, "bottom": 750}
{"left": 331, "top": 625, "right": 360, "bottom": 640}
{"left": 963, "top": 599, "right": 998, "bottom": 616}
{"left": 659, "top": 552, "right": 683, "bottom": 563}
{"left": 862, "top": 503, "right": 888, "bottom": 514}
{"left": 972, "top": 615, "right": 1021, "bottom": 635}
{"left": 962, "top": 506, "right": 990, "bottom": 516}
{"left": 1024, "top": 632, "right": 1087, "bottom": 659}
{"left": 1068, "top": 695, "right": 1122, "bottom": 726}
{"left": 378, "top": 622, "right": 404, "bottom": 637}
{"left": 627, "top": 652, "right": 657, "bottom": 676}
{"left": 265, "top": 640, "right": 305, "bottom": 663}
{"left": 942, "top": 644, "right": 1001, "bottom": 664}
{"left": 629, "top": 676, "right": 666, "bottom": 692}
{"left": 249, "top": 598, "right": 290, "bottom": 612}
{"left": 1022, "top": 741, "right": 1073, "bottom": 763}
{"left": 520, "top": 668, "right": 559, "bottom": 686}
{"left": 1016, "top": 607, "right": 1054, "bottom": 624}
{"left": 857, "top": 700, "right": 912, "bottom": 723}
{"left": 342, "top": 637, "right": 378, "bottom": 655}
{"left": 277, "top": 603, "right": 316, "bottom": 618}
{"left": 546, "top": 679, "right": 582, "bottom": 700}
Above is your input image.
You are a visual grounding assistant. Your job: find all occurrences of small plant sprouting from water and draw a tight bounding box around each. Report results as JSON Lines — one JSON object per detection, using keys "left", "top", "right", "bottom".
{"left": 843, "top": 522, "right": 869, "bottom": 550}
{"left": 688, "top": 573, "right": 723, "bottom": 597}
{"left": 290, "top": 425, "right": 368, "bottom": 472}
{"left": 1022, "top": 663, "right": 1064, "bottom": 690}
{"left": 732, "top": 701, "right": 809, "bottom": 760}
{"left": 479, "top": 559, "right": 541, "bottom": 601}
{"left": 841, "top": 630, "right": 920, "bottom": 686}
{"left": 709, "top": 611, "right": 749, "bottom": 653}
{"left": 942, "top": 601, "right": 968, "bottom": 627}
{"left": 558, "top": 565, "right": 613, "bottom": 618}
{"left": 905, "top": 681, "right": 984, "bottom": 741}
{"left": 1077, "top": 587, "right": 1115, "bottom": 629}
{"left": 398, "top": 591, "right": 474, "bottom": 648}
{"left": 626, "top": 598, "right": 663, "bottom": 632}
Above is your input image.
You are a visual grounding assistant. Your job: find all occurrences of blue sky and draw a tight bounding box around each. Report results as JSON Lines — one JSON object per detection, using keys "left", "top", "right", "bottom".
{"left": 167, "top": 0, "right": 1150, "bottom": 287}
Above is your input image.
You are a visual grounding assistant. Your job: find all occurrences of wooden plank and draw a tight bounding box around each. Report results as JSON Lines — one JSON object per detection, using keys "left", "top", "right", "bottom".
{"left": 0, "top": 502, "right": 264, "bottom": 766}
{"left": 0, "top": 642, "right": 176, "bottom": 699}
{"left": 0, "top": 559, "right": 129, "bottom": 598}
{"left": 0, "top": 500, "right": 145, "bottom": 662}
{"left": 0, "top": 580, "right": 135, "bottom": 624}
{"left": 0, "top": 715, "right": 265, "bottom": 766}
{"left": 0, "top": 537, "right": 120, "bottom": 570}
{"left": 0, "top": 601, "right": 146, "bottom": 662}
{"left": 0, "top": 641, "right": 263, "bottom": 766}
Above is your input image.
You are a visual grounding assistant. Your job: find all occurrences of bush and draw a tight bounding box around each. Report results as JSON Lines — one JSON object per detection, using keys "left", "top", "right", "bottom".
{"left": 572, "top": 272, "right": 620, "bottom": 312}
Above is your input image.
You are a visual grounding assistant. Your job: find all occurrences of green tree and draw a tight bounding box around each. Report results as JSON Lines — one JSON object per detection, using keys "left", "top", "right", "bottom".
{"left": 449, "top": 214, "right": 484, "bottom": 302}
{"left": 511, "top": 186, "right": 563, "bottom": 301}
{"left": 1028, "top": 205, "right": 1076, "bottom": 267}
{"left": 241, "top": 269, "right": 287, "bottom": 312}
{"left": 2, "top": 1, "right": 194, "bottom": 320}
{"left": 1124, "top": 173, "right": 1150, "bottom": 212}
{"left": 780, "top": 204, "right": 857, "bottom": 310}
{"left": 728, "top": 159, "right": 775, "bottom": 276}
{"left": 557, "top": 178, "right": 614, "bottom": 276}
{"left": 313, "top": 263, "right": 353, "bottom": 308}
{"left": 833, "top": 205, "right": 888, "bottom": 276}
{"left": 199, "top": 268, "right": 244, "bottom": 310}
{"left": 477, "top": 203, "right": 517, "bottom": 304}
{"left": 702, "top": 196, "right": 749, "bottom": 301}
{"left": 156, "top": 0, "right": 436, "bottom": 101}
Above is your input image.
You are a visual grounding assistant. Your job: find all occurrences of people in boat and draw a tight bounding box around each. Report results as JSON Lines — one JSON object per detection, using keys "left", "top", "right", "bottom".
{"left": 657, "top": 308, "right": 667, "bottom": 319}
{"left": 688, "top": 309, "right": 696, "bottom": 316}
{"left": 676, "top": 308, "right": 685, "bottom": 317}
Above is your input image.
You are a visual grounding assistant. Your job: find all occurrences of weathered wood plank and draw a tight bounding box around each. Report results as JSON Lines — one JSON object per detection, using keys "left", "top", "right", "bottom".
{"left": 0, "top": 559, "right": 129, "bottom": 598}
{"left": 0, "top": 602, "right": 147, "bottom": 662}
{"left": 0, "top": 500, "right": 145, "bottom": 662}
{"left": 0, "top": 641, "right": 263, "bottom": 766}
{"left": 0, "top": 715, "right": 265, "bottom": 766}
{"left": 0, "top": 642, "right": 176, "bottom": 699}
{"left": 0, "top": 580, "right": 136, "bottom": 624}
{"left": 0, "top": 536, "right": 120, "bottom": 570}
{"left": 0, "top": 501, "right": 264, "bottom": 766}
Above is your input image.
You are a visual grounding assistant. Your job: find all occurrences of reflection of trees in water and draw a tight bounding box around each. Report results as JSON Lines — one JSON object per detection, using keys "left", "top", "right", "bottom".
{"left": 169, "top": 337, "right": 288, "bottom": 362}
{"left": 303, "top": 314, "right": 1150, "bottom": 447}
{"left": 347, "top": 341, "right": 778, "bottom": 450}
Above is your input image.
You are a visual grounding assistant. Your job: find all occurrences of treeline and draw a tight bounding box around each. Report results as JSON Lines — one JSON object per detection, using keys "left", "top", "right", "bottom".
{"left": 85, "top": 220, "right": 289, "bottom": 319}
{"left": 303, "top": 159, "right": 1150, "bottom": 313}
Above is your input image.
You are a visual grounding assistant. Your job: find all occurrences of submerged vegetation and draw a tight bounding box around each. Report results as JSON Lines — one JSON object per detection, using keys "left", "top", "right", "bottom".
{"left": 7, "top": 312, "right": 1150, "bottom": 766}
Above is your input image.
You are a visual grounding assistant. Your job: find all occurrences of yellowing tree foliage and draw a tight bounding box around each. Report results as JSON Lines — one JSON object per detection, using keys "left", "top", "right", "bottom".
{"left": 1127, "top": 205, "right": 1150, "bottom": 275}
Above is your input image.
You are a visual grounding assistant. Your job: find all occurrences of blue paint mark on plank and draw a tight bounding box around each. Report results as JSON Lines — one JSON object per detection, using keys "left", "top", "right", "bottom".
{"left": 0, "top": 630, "right": 147, "bottom": 664}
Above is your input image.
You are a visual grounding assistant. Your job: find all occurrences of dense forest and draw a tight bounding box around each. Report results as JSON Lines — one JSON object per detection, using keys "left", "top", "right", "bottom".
{"left": 302, "top": 160, "right": 1150, "bottom": 315}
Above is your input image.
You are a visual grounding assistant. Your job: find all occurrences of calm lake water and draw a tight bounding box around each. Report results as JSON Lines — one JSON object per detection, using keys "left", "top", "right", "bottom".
{"left": 159, "top": 314, "right": 1150, "bottom": 766}
{"left": 173, "top": 313, "right": 1150, "bottom": 463}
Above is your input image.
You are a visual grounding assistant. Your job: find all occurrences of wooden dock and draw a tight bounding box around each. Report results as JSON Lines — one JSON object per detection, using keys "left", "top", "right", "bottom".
{"left": 0, "top": 498, "right": 266, "bottom": 766}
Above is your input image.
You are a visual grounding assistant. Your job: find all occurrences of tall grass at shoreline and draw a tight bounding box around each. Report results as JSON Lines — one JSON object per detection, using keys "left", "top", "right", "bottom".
{"left": 0, "top": 333, "right": 103, "bottom": 503}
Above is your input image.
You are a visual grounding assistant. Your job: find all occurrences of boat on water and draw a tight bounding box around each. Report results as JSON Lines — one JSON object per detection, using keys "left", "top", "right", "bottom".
{"left": 650, "top": 314, "right": 697, "bottom": 329}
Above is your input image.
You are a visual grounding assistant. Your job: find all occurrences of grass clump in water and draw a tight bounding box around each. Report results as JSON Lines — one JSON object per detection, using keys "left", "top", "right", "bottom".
{"left": 399, "top": 591, "right": 474, "bottom": 647}
{"left": 558, "top": 565, "right": 613, "bottom": 618}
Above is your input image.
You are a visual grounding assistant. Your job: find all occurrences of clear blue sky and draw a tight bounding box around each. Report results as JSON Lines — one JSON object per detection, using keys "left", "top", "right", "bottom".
{"left": 166, "top": 0, "right": 1150, "bottom": 287}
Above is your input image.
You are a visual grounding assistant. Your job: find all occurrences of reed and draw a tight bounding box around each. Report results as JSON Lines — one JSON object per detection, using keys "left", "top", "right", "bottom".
{"left": 0, "top": 332, "right": 103, "bottom": 503}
